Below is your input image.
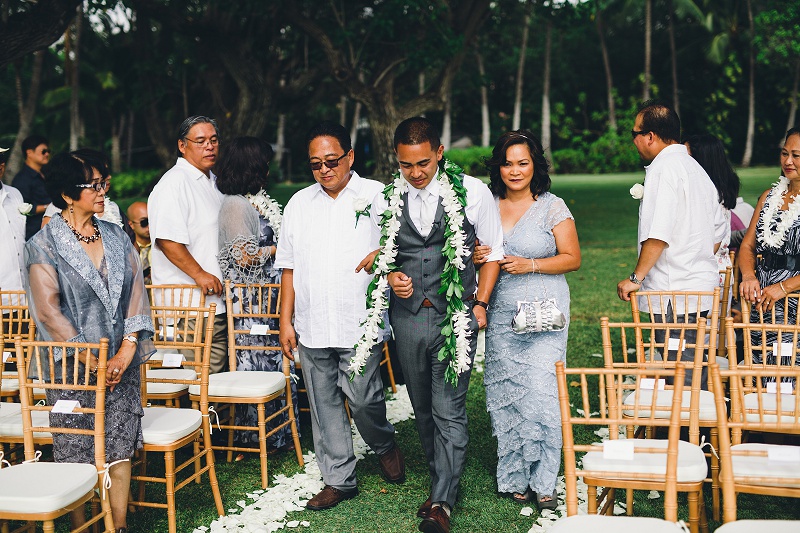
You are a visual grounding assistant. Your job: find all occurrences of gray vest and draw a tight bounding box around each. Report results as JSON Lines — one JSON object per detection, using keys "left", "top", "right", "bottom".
{"left": 392, "top": 191, "right": 477, "bottom": 313}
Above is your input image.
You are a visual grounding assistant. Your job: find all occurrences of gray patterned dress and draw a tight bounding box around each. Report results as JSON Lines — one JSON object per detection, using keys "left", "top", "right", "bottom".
{"left": 219, "top": 194, "right": 298, "bottom": 447}
{"left": 484, "top": 192, "right": 573, "bottom": 496}
{"left": 25, "top": 215, "right": 155, "bottom": 463}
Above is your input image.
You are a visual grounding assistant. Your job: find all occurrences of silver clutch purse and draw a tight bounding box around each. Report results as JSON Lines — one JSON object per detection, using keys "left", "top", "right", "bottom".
{"left": 511, "top": 298, "right": 566, "bottom": 334}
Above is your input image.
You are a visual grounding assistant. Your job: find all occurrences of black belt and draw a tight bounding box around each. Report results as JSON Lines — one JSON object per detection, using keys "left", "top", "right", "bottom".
{"left": 761, "top": 252, "right": 800, "bottom": 271}
{"left": 421, "top": 295, "right": 474, "bottom": 308}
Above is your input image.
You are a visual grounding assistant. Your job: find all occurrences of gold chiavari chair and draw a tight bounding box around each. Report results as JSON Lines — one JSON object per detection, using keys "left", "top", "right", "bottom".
{"left": 0, "top": 337, "right": 114, "bottom": 533}
{"left": 0, "top": 290, "right": 34, "bottom": 404}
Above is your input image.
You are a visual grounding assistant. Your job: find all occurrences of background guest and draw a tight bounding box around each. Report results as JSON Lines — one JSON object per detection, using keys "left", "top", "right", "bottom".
{"left": 127, "top": 201, "right": 152, "bottom": 285}
{"left": 476, "top": 130, "right": 580, "bottom": 509}
{"left": 0, "top": 146, "right": 27, "bottom": 312}
{"left": 26, "top": 152, "right": 155, "bottom": 531}
{"left": 216, "top": 136, "right": 297, "bottom": 455}
{"left": 12, "top": 134, "right": 50, "bottom": 239}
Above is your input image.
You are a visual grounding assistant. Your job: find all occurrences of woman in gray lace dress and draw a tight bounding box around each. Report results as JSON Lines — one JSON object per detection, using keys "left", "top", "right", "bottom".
{"left": 215, "top": 137, "right": 298, "bottom": 452}
{"left": 476, "top": 130, "right": 581, "bottom": 510}
{"left": 26, "top": 152, "right": 155, "bottom": 533}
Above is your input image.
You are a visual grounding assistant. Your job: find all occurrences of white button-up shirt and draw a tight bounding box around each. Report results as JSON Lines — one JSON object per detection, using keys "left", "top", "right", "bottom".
{"left": 638, "top": 143, "right": 727, "bottom": 313}
{"left": 148, "top": 158, "right": 225, "bottom": 313}
{"left": 374, "top": 171, "right": 505, "bottom": 262}
{"left": 0, "top": 183, "right": 27, "bottom": 308}
{"left": 275, "top": 172, "right": 384, "bottom": 348}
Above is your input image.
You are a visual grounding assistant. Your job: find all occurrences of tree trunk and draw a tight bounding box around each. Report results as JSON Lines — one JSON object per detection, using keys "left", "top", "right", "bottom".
{"left": 541, "top": 19, "right": 552, "bottom": 155}
{"left": 68, "top": 3, "right": 82, "bottom": 151}
{"left": 110, "top": 113, "right": 125, "bottom": 174}
{"left": 125, "top": 110, "right": 134, "bottom": 170}
{"left": 475, "top": 47, "right": 490, "bottom": 146}
{"left": 442, "top": 87, "right": 452, "bottom": 150}
{"left": 786, "top": 59, "right": 800, "bottom": 145}
{"left": 643, "top": 0, "right": 652, "bottom": 101}
{"left": 276, "top": 112, "right": 287, "bottom": 180}
{"left": 339, "top": 95, "right": 347, "bottom": 127}
{"left": 365, "top": 105, "right": 400, "bottom": 180}
{"left": 668, "top": 0, "right": 679, "bottom": 115}
{"left": 512, "top": 1, "right": 532, "bottom": 131}
{"left": 350, "top": 100, "right": 362, "bottom": 149}
{"left": 741, "top": 0, "right": 755, "bottom": 167}
{"left": 595, "top": 9, "right": 617, "bottom": 131}
{"left": 6, "top": 50, "right": 45, "bottom": 181}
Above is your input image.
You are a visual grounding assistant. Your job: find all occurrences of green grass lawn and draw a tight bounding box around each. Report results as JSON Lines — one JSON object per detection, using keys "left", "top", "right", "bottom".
{"left": 54, "top": 166, "right": 800, "bottom": 531}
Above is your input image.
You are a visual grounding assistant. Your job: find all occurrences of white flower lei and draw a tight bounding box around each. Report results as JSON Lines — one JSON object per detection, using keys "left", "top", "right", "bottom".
{"left": 350, "top": 159, "right": 473, "bottom": 386}
{"left": 245, "top": 189, "right": 283, "bottom": 241}
{"left": 758, "top": 176, "right": 800, "bottom": 250}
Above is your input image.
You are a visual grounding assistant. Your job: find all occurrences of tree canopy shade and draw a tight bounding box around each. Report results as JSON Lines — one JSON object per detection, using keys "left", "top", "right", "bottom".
{"left": 0, "top": 0, "right": 82, "bottom": 67}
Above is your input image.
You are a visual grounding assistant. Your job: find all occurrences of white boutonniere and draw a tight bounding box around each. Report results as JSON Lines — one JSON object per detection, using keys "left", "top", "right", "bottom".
{"left": 17, "top": 203, "right": 33, "bottom": 216}
{"left": 630, "top": 183, "right": 644, "bottom": 200}
{"left": 353, "top": 197, "right": 371, "bottom": 228}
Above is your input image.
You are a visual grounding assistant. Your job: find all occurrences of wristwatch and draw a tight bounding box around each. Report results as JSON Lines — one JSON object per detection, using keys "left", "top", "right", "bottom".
{"left": 123, "top": 335, "right": 139, "bottom": 345}
{"left": 629, "top": 272, "right": 645, "bottom": 285}
{"left": 473, "top": 300, "right": 489, "bottom": 310}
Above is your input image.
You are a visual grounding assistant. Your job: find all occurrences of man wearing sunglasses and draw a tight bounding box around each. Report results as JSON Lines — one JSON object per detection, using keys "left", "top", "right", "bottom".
{"left": 276, "top": 121, "right": 404, "bottom": 511}
{"left": 12, "top": 134, "right": 51, "bottom": 240}
{"left": 127, "top": 201, "right": 152, "bottom": 285}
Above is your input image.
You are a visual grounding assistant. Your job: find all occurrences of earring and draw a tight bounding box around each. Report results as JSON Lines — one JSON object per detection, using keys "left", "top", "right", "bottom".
{"left": 69, "top": 204, "right": 74, "bottom": 215}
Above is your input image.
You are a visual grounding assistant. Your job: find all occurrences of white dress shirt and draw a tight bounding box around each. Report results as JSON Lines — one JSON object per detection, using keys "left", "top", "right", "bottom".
{"left": 372, "top": 171, "right": 505, "bottom": 262}
{"left": 148, "top": 158, "right": 225, "bottom": 313}
{"left": 0, "top": 183, "right": 27, "bottom": 308}
{"left": 275, "top": 172, "right": 385, "bottom": 348}
{"left": 638, "top": 144, "right": 727, "bottom": 313}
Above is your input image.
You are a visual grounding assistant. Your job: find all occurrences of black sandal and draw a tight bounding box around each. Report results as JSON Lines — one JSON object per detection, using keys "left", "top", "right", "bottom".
{"left": 511, "top": 488, "right": 533, "bottom": 503}
{"left": 536, "top": 489, "right": 558, "bottom": 511}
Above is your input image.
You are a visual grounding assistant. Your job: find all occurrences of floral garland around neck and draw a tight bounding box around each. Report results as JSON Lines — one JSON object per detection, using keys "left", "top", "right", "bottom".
{"left": 758, "top": 176, "right": 800, "bottom": 250}
{"left": 350, "top": 158, "right": 472, "bottom": 387}
{"left": 245, "top": 189, "right": 283, "bottom": 241}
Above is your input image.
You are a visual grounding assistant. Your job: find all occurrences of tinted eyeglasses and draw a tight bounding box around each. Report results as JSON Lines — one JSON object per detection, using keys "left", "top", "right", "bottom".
{"left": 76, "top": 180, "right": 110, "bottom": 193}
{"left": 132, "top": 217, "right": 149, "bottom": 228}
{"left": 631, "top": 129, "right": 651, "bottom": 139}
{"left": 308, "top": 152, "right": 348, "bottom": 171}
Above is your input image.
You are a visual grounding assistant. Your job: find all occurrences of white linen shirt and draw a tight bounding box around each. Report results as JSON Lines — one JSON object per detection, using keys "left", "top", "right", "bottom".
{"left": 274, "top": 172, "right": 385, "bottom": 349}
{"left": 148, "top": 157, "right": 225, "bottom": 313}
{"left": 0, "top": 183, "right": 26, "bottom": 308}
{"left": 638, "top": 143, "right": 726, "bottom": 313}
{"left": 371, "top": 171, "right": 505, "bottom": 262}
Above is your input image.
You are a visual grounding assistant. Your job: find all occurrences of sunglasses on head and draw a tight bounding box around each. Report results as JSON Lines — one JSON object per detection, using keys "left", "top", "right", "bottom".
{"left": 308, "top": 152, "right": 348, "bottom": 171}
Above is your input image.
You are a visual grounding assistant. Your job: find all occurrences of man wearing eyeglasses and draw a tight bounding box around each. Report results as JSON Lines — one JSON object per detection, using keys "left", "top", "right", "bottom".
{"left": 148, "top": 115, "right": 228, "bottom": 373}
{"left": 617, "top": 100, "right": 725, "bottom": 388}
{"left": 127, "top": 201, "right": 151, "bottom": 285}
{"left": 12, "top": 134, "right": 51, "bottom": 240}
{"left": 276, "top": 121, "right": 404, "bottom": 511}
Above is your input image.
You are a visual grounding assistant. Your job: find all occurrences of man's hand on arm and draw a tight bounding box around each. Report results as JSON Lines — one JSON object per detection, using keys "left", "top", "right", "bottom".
{"left": 156, "top": 238, "right": 222, "bottom": 295}
{"left": 355, "top": 249, "right": 380, "bottom": 274}
{"left": 279, "top": 269, "right": 297, "bottom": 359}
{"left": 616, "top": 238, "right": 667, "bottom": 301}
{"left": 388, "top": 271, "right": 413, "bottom": 299}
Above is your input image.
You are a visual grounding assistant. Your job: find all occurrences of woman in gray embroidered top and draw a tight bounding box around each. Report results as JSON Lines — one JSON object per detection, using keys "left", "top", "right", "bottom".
{"left": 25, "top": 152, "right": 154, "bottom": 533}
{"left": 216, "top": 136, "right": 298, "bottom": 456}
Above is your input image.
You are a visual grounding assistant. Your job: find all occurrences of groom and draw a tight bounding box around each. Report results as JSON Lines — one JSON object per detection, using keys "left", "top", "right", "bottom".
{"left": 372, "top": 117, "right": 503, "bottom": 533}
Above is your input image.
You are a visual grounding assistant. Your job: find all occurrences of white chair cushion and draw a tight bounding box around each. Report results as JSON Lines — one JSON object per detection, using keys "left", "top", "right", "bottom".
{"left": 730, "top": 443, "right": 800, "bottom": 487}
{"left": 141, "top": 407, "right": 201, "bottom": 445}
{"left": 0, "top": 401, "right": 21, "bottom": 419}
{"left": 582, "top": 439, "right": 707, "bottom": 483}
{"left": 0, "top": 409, "right": 52, "bottom": 438}
{"left": 743, "top": 393, "right": 799, "bottom": 423}
{"left": 715, "top": 357, "right": 729, "bottom": 370}
{"left": 715, "top": 520, "right": 800, "bottom": 533}
{"left": 622, "top": 389, "right": 718, "bottom": 421}
{"left": 1, "top": 378, "right": 19, "bottom": 393}
{"left": 549, "top": 515, "right": 686, "bottom": 533}
{"left": 188, "top": 371, "right": 285, "bottom": 398}
{"left": 0, "top": 462, "right": 98, "bottom": 513}
{"left": 146, "top": 368, "right": 196, "bottom": 395}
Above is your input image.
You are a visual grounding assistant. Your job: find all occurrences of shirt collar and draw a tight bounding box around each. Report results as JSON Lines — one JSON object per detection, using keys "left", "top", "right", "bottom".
{"left": 408, "top": 169, "right": 441, "bottom": 199}
{"left": 175, "top": 157, "right": 215, "bottom": 181}
{"left": 645, "top": 143, "right": 687, "bottom": 169}
{"left": 312, "top": 170, "right": 361, "bottom": 199}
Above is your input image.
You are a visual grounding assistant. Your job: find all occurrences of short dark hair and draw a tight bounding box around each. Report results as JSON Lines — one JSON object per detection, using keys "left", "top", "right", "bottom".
{"left": 485, "top": 130, "right": 551, "bottom": 199}
{"left": 0, "top": 150, "right": 9, "bottom": 165}
{"left": 71, "top": 148, "right": 111, "bottom": 181}
{"left": 305, "top": 121, "right": 352, "bottom": 153}
{"left": 21, "top": 135, "right": 48, "bottom": 155}
{"left": 637, "top": 100, "right": 681, "bottom": 144}
{"left": 43, "top": 153, "right": 96, "bottom": 209}
{"left": 214, "top": 137, "right": 274, "bottom": 195}
{"left": 393, "top": 117, "right": 441, "bottom": 150}
{"left": 786, "top": 127, "right": 800, "bottom": 142}
{"left": 684, "top": 133, "right": 739, "bottom": 210}
{"left": 177, "top": 116, "right": 219, "bottom": 157}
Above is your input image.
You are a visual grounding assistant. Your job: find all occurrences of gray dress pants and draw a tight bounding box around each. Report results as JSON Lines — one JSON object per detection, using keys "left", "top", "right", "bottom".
{"left": 298, "top": 342, "right": 395, "bottom": 491}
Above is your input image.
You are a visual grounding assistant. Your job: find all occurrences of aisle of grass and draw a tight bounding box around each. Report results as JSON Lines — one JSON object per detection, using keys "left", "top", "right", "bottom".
{"left": 102, "top": 167, "right": 800, "bottom": 531}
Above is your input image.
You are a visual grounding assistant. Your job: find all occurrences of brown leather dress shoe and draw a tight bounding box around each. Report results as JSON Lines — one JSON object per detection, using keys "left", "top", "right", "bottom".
{"left": 419, "top": 505, "right": 450, "bottom": 533}
{"left": 378, "top": 445, "right": 406, "bottom": 483}
{"left": 306, "top": 485, "right": 358, "bottom": 510}
{"left": 417, "top": 496, "right": 433, "bottom": 518}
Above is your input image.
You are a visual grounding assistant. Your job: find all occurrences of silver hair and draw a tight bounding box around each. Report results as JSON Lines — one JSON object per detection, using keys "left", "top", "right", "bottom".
{"left": 176, "top": 116, "right": 219, "bottom": 157}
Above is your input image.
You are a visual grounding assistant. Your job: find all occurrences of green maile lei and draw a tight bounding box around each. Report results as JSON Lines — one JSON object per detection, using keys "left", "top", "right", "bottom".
{"left": 349, "top": 158, "right": 473, "bottom": 387}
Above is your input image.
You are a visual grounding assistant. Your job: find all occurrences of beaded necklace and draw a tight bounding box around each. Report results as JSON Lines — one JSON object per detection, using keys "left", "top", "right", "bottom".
{"left": 60, "top": 213, "right": 101, "bottom": 243}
